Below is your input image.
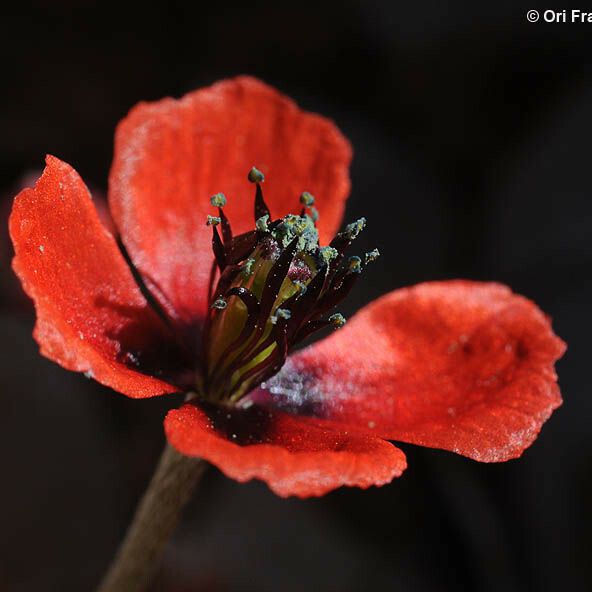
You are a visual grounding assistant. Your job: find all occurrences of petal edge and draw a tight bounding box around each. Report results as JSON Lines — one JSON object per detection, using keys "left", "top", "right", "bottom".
{"left": 165, "top": 401, "right": 406, "bottom": 498}
{"left": 10, "top": 156, "right": 181, "bottom": 398}
{"left": 264, "top": 280, "right": 565, "bottom": 462}
{"left": 109, "top": 76, "right": 352, "bottom": 327}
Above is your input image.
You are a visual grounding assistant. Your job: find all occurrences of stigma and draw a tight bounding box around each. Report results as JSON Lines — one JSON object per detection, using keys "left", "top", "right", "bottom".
{"left": 200, "top": 168, "right": 379, "bottom": 404}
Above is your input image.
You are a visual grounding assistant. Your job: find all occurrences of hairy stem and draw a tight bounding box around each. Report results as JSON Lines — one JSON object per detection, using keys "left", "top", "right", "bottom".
{"left": 97, "top": 445, "right": 206, "bottom": 592}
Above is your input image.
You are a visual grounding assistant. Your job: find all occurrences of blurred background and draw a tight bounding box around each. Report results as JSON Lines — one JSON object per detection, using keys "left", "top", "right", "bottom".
{"left": 1, "top": 1, "right": 590, "bottom": 590}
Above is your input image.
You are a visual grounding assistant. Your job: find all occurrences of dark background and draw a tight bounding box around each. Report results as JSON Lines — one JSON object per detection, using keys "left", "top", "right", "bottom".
{"left": 0, "top": 1, "right": 590, "bottom": 590}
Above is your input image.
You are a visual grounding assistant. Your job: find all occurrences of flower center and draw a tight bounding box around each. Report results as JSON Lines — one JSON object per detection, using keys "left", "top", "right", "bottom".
{"left": 199, "top": 167, "right": 378, "bottom": 404}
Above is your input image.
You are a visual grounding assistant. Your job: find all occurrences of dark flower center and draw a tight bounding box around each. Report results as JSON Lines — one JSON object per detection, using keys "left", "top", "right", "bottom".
{"left": 199, "top": 167, "right": 378, "bottom": 404}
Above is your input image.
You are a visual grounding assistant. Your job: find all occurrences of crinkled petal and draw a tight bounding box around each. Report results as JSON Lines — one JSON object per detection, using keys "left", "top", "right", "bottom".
{"left": 165, "top": 401, "right": 406, "bottom": 498}
{"left": 109, "top": 76, "right": 352, "bottom": 326}
{"left": 263, "top": 281, "right": 565, "bottom": 462}
{"left": 9, "top": 156, "right": 183, "bottom": 398}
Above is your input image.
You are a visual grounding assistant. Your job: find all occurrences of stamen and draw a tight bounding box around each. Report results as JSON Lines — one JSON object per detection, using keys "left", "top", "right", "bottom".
{"left": 202, "top": 167, "right": 371, "bottom": 404}
{"left": 215, "top": 235, "right": 298, "bottom": 393}
{"left": 213, "top": 263, "right": 243, "bottom": 302}
{"left": 328, "top": 313, "right": 346, "bottom": 328}
{"left": 211, "top": 224, "right": 226, "bottom": 269}
{"left": 365, "top": 248, "right": 380, "bottom": 264}
{"left": 210, "top": 193, "right": 227, "bottom": 208}
{"left": 225, "top": 230, "right": 260, "bottom": 265}
{"left": 256, "top": 214, "right": 270, "bottom": 232}
{"left": 343, "top": 217, "right": 367, "bottom": 240}
{"left": 249, "top": 167, "right": 270, "bottom": 222}
{"left": 218, "top": 208, "right": 233, "bottom": 245}
{"left": 295, "top": 312, "right": 346, "bottom": 343}
{"left": 258, "top": 236, "right": 300, "bottom": 320}
{"left": 348, "top": 256, "right": 362, "bottom": 274}
{"left": 319, "top": 246, "right": 338, "bottom": 265}
{"left": 248, "top": 166, "right": 265, "bottom": 184}
{"left": 273, "top": 214, "right": 319, "bottom": 252}
{"left": 271, "top": 308, "right": 292, "bottom": 324}
{"left": 212, "top": 297, "right": 227, "bottom": 310}
{"left": 328, "top": 216, "right": 366, "bottom": 264}
{"left": 299, "top": 191, "right": 315, "bottom": 207}
{"left": 283, "top": 264, "right": 328, "bottom": 326}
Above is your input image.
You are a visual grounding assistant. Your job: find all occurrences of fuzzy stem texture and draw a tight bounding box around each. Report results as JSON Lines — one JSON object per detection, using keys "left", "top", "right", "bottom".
{"left": 97, "top": 444, "right": 206, "bottom": 592}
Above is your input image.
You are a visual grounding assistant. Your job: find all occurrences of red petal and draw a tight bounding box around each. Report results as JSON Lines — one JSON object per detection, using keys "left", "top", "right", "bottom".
{"left": 9, "top": 156, "right": 181, "bottom": 398}
{"left": 165, "top": 401, "right": 406, "bottom": 498}
{"left": 269, "top": 281, "right": 565, "bottom": 462}
{"left": 109, "top": 76, "right": 352, "bottom": 326}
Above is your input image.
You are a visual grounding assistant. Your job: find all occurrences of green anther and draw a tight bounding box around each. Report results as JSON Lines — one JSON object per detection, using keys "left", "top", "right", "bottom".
{"left": 344, "top": 217, "right": 367, "bottom": 240}
{"left": 272, "top": 214, "right": 319, "bottom": 252}
{"left": 348, "top": 256, "right": 362, "bottom": 273}
{"left": 328, "top": 313, "right": 346, "bottom": 328}
{"left": 301, "top": 225, "right": 319, "bottom": 249}
{"left": 319, "top": 246, "right": 338, "bottom": 265}
{"left": 210, "top": 193, "right": 227, "bottom": 208}
{"left": 271, "top": 308, "right": 292, "bottom": 324}
{"left": 212, "top": 297, "right": 227, "bottom": 310}
{"left": 294, "top": 217, "right": 308, "bottom": 235}
{"left": 256, "top": 214, "right": 270, "bottom": 232}
{"left": 201, "top": 171, "right": 369, "bottom": 406}
{"left": 272, "top": 221, "right": 292, "bottom": 248}
{"left": 297, "top": 217, "right": 319, "bottom": 252}
{"left": 241, "top": 258, "right": 256, "bottom": 278}
{"left": 248, "top": 166, "right": 265, "bottom": 183}
{"left": 365, "top": 248, "right": 380, "bottom": 264}
{"left": 283, "top": 214, "right": 299, "bottom": 229}
{"left": 300, "top": 191, "right": 315, "bottom": 207}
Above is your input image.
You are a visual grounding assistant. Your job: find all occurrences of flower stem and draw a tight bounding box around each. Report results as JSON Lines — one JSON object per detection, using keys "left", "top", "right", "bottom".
{"left": 97, "top": 444, "right": 206, "bottom": 592}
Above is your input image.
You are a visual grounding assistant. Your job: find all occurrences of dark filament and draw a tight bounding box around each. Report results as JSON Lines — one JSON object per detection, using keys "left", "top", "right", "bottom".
{"left": 201, "top": 173, "right": 376, "bottom": 404}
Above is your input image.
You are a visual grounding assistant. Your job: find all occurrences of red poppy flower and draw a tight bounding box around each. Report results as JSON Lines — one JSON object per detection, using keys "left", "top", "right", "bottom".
{"left": 9, "top": 76, "right": 565, "bottom": 497}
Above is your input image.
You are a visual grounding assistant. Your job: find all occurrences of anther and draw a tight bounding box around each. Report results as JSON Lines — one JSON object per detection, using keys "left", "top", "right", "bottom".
{"left": 319, "top": 246, "right": 338, "bottom": 265}
{"left": 294, "top": 217, "right": 308, "bottom": 236}
{"left": 256, "top": 214, "right": 270, "bottom": 232}
{"left": 365, "top": 248, "right": 380, "bottom": 264}
{"left": 271, "top": 308, "right": 292, "bottom": 324}
{"left": 343, "top": 217, "right": 367, "bottom": 240}
{"left": 347, "top": 256, "right": 362, "bottom": 274}
{"left": 202, "top": 169, "right": 367, "bottom": 404}
{"left": 283, "top": 214, "right": 299, "bottom": 229}
{"left": 328, "top": 313, "right": 346, "bottom": 328}
{"left": 300, "top": 191, "right": 315, "bottom": 207}
{"left": 212, "top": 297, "right": 228, "bottom": 310}
{"left": 210, "top": 193, "right": 227, "bottom": 208}
{"left": 248, "top": 166, "right": 265, "bottom": 184}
